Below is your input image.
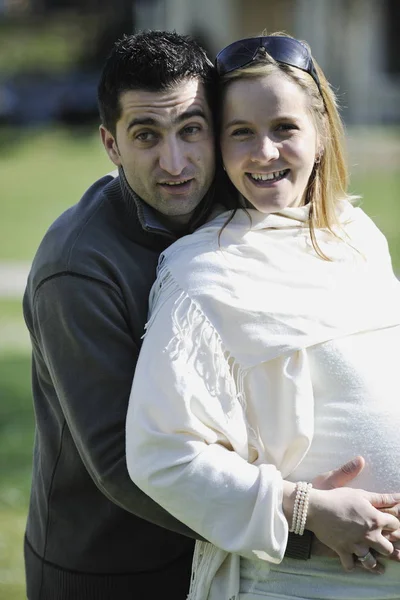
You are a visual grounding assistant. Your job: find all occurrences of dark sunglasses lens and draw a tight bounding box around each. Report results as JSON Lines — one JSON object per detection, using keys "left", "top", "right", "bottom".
{"left": 216, "top": 36, "right": 320, "bottom": 92}
{"left": 263, "top": 37, "right": 309, "bottom": 71}
{"left": 216, "top": 38, "right": 260, "bottom": 74}
{"left": 217, "top": 36, "right": 310, "bottom": 75}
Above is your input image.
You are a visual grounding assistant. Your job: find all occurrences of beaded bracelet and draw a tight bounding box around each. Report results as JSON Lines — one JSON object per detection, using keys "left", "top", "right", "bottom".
{"left": 289, "top": 481, "right": 313, "bottom": 535}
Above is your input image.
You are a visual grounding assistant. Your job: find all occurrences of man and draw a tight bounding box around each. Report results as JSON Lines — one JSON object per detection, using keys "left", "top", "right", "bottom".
{"left": 22, "top": 31, "right": 382, "bottom": 600}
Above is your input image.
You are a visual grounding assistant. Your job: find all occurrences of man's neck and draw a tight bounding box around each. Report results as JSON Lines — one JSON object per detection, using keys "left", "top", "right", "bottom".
{"left": 157, "top": 211, "right": 195, "bottom": 235}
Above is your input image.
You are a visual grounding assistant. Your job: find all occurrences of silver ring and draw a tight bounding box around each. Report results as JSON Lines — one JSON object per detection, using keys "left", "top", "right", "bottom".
{"left": 358, "top": 551, "right": 374, "bottom": 563}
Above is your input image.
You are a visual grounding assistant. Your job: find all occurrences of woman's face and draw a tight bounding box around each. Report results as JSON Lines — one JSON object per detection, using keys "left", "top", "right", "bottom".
{"left": 220, "top": 72, "right": 319, "bottom": 213}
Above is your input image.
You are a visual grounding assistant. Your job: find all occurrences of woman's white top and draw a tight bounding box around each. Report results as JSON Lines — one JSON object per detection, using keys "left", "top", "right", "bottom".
{"left": 125, "top": 203, "right": 400, "bottom": 600}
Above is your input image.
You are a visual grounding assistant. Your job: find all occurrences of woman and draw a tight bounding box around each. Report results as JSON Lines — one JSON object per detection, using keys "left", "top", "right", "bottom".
{"left": 126, "top": 33, "right": 400, "bottom": 599}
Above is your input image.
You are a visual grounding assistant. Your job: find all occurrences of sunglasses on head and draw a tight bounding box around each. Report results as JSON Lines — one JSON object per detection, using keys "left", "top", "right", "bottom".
{"left": 215, "top": 36, "right": 322, "bottom": 94}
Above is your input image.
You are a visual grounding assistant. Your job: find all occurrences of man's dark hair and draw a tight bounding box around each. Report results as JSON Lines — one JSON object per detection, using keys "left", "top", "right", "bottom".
{"left": 98, "top": 30, "right": 217, "bottom": 134}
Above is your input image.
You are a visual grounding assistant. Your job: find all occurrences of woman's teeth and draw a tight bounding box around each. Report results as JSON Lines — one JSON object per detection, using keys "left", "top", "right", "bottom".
{"left": 249, "top": 170, "right": 287, "bottom": 181}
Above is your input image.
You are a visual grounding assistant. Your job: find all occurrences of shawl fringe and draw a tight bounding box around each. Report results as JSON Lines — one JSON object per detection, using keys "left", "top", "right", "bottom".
{"left": 145, "top": 259, "right": 256, "bottom": 438}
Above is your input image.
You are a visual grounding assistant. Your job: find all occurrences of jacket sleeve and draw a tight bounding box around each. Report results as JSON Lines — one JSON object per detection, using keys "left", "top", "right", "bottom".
{"left": 126, "top": 291, "right": 289, "bottom": 563}
{"left": 31, "top": 273, "right": 200, "bottom": 539}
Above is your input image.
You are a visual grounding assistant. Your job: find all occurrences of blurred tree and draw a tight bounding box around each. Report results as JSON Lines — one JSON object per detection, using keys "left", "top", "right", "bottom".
{"left": 25, "top": 0, "right": 135, "bottom": 69}
{"left": 35, "top": 0, "right": 113, "bottom": 10}
{"left": 385, "top": 0, "right": 400, "bottom": 76}
{"left": 78, "top": 0, "right": 135, "bottom": 69}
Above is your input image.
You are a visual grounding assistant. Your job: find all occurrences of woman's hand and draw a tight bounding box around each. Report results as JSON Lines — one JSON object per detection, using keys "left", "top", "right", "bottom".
{"left": 306, "top": 487, "right": 400, "bottom": 571}
{"left": 311, "top": 455, "right": 366, "bottom": 491}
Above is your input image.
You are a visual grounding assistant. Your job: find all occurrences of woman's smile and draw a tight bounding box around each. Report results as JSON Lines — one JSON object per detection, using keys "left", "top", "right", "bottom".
{"left": 246, "top": 168, "right": 290, "bottom": 185}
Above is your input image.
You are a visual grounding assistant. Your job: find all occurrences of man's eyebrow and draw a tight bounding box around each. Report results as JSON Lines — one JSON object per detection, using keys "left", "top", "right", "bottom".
{"left": 127, "top": 117, "right": 156, "bottom": 131}
{"left": 175, "top": 108, "right": 207, "bottom": 124}
{"left": 127, "top": 109, "right": 207, "bottom": 131}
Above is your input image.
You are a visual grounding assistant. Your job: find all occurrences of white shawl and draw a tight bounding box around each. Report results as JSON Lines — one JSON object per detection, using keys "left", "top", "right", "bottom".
{"left": 142, "top": 203, "right": 400, "bottom": 600}
{"left": 149, "top": 203, "right": 400, "bottom": 366}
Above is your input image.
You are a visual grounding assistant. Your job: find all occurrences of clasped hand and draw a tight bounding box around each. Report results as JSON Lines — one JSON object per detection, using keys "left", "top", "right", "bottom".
{"left": 307, "top": 487, "right": 400, "bottom": 571}
{"left": 308, "top": 456, "right": 400, "bottom": 573}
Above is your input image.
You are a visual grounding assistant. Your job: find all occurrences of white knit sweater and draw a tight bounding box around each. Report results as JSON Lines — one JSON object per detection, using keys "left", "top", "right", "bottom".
{"left": 126, "top": 204, "right": 400, "bottom": 600}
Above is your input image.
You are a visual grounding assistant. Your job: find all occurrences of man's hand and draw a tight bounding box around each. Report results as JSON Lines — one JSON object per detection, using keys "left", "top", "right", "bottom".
{"left": 311, "top": 455, "right": 365, "bottom": 490}
{"left": 310, "top": 457, "right": 367, "bottom": 562}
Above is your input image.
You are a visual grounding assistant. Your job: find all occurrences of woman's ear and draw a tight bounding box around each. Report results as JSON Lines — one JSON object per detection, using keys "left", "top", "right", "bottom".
{"left": 315, "top": 146, "right": 324, "bottom": 165}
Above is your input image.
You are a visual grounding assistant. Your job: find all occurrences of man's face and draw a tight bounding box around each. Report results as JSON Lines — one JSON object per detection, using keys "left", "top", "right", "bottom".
{"left": 101, "top": 79, "right": 215, "bottom": 228}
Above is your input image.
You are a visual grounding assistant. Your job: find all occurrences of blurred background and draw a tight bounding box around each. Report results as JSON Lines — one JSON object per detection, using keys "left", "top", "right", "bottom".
{"left": 0, "top": 0, "right": 399, "bottom": 598}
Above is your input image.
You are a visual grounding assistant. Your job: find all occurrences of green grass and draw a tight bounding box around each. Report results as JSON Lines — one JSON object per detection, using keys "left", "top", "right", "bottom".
{"left": 0, "top": 510, "right": 28, "bottom": 600}
{"left": 0, "top": 300, "right": 29, "bottom": 355}
{"left": 0, "top": 299, "right": 33, "bottom": 599}
{"left": 0, "top": 349, "right": 33, "bottom": 500}
{"left": 0, "top": 299, "right": 23, "bottom": 320}
{"left": 0, "top": 127, "right": 110, "bottom": 261}
{"left": 351, "top": 171, "right": 400, "bottom": 270}
{"left": 0, "top": 339, "right": 33, "bottom": 600}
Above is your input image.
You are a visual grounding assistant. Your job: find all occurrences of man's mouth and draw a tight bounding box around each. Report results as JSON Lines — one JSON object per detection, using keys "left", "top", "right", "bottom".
{"left": 158, "top": 178, "right": 194, "bottom": 196}
{"left": 247, "top": 169, "right": 289, "bottom": 184}
{"left": 159, "top": 178, "right": 193, "bottom": 187}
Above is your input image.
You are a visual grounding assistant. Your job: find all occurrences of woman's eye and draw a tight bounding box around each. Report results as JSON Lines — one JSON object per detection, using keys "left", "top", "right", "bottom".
{"left": 276, "top": 123, "right": 297, "bottom": 132}
{"left": 231, "top": 128, "right": 252, "bottom": 137}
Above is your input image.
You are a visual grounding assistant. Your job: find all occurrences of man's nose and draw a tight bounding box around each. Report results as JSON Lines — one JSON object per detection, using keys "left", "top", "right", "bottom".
{"left": 159, "top": 137, "right": 187, "bottom": 175}
{"left": 251, "top": 136, "right": 279, "bottom": 163}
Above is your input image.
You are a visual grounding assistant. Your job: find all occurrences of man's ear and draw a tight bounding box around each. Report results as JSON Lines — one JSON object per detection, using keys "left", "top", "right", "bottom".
{"left": 100, "top": 125, "right": 121, "bottom": 166}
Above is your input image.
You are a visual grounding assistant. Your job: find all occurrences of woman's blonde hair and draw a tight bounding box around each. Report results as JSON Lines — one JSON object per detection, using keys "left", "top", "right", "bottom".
{"left": 219, "top": 32, "right": 358, "bottom": 259}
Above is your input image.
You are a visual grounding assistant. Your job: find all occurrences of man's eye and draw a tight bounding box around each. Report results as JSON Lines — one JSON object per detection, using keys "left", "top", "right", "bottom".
{"left": 182, "top": 125, "right": 201, "bottom": 136}
{"left": 135, "top": 131, "right": 156, "bottom": 142}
